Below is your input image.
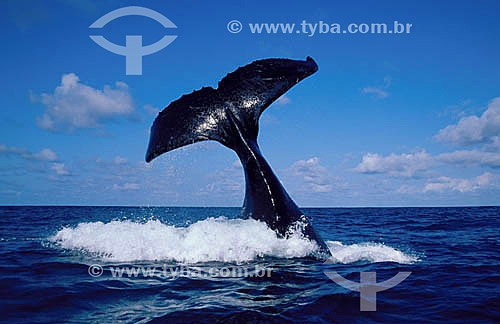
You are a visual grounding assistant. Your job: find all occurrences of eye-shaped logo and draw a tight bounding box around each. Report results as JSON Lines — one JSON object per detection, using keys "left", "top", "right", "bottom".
{"left": 324, "top": 269, "right": 411, "bottom": 311}
{"left": 89, "top": 6, "right": 177, "bottom": 75}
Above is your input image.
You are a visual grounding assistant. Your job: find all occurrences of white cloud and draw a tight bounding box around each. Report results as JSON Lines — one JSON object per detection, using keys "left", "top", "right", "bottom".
{"left": 113, "top": 183, "right": 140, "bottom": 190}
{"left": 435, "top": 97, "right": 500, "bottom": 146}
{"left": 0, "top": 144, "right": 30, "bottom": 158}
{"left": 34, "top": 148, "right": 59, "bottom": 161}
{"left": 276, "top": 95, "right": 291, "bottom": 105}
{"left": 361, "top": 87, "right": 389, "bottom": 99}
{"left": 35, "top": 73, "right": 135, "bottom": 132}
{"left": 289, "top": 157, "right": 333, "bottom": 193}
{"left": 423, "top": 172, "right": 492, "bottom": 193}
{"left": 354, "top": 151, "right": 433, "bottom": 177}
{"left": 51, "top": 163, "right": 70, "bottom": 175}
{"left": 355, "top": 148, "right": 500, "bottom": 177}
{"left": 437, "top": 150, "right": 500, "bottom": 168}
{"left": 0, "top": 144, "right": 71, "bottom": 179}
{"left": 362, "top": 76, "right": 391, "bottom": 99}
{"left": 0, "top": 144, "right": 58, "bottom": 161}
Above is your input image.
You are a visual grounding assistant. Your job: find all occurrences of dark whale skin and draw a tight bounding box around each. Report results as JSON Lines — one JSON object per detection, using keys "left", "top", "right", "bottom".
{"left": 146, "top": 57, "right": 331, "bottom": 255}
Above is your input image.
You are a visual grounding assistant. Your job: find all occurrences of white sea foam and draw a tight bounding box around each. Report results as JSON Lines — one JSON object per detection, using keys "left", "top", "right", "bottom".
{"left": 326, "top": 241, "right": 418, "bottom": 264}
{"left": 50, "top": 217, "right": 318, "bottom": 263}
{"left": 50, "top": 217, "right": 417, "bottom": 264}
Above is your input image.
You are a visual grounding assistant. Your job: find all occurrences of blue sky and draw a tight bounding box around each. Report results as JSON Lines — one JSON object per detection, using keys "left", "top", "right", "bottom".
{"left": 1, "top": 0, "right": 499, "bottom": 206}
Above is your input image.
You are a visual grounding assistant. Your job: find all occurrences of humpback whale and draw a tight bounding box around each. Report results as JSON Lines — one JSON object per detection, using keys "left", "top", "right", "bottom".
{"left": 146, "top": 56, "right": 331, "bottom": 256}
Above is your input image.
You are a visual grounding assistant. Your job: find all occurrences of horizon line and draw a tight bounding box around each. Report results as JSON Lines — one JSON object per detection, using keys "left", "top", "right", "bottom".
{"left": 0, "top": 204, "right": 498, "bottom": 208}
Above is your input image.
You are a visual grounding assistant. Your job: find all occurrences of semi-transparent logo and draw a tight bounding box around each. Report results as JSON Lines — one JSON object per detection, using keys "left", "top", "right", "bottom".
{"left": 89, "top": 6, "right": 177, "bottom": 75}
{"left": 324, "top": 258, "right": 411, "bottom": 311}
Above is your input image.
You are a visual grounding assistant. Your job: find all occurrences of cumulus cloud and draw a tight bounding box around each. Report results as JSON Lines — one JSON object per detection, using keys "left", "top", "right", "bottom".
{"left": 34, "top": 148, "right": 59, "bottom": 161}
{"left": 436, "top": 150, "right": 500, "bottom": 168}
{"left": 0, "top": 144, "right": 58, "bottom": 161}
{"left": 423, "top": 172, "right": 492, "bottom": 193}
{"left": 355, "top": 148, "right": 500, "bottom": 177}
{"left": 289, "top": 157, "right": 333, "bottom": 193}
{"left": 35, "top": 73, "right": 135, "bottom": 132}
{"left": 354, "top": 151, "right": 433, "bottom": 177}
{"left": 0, "top": 144, "right": 73, "bottom": 179}
{"left": 435, "top": 97, "right": 500, "bottom": 146}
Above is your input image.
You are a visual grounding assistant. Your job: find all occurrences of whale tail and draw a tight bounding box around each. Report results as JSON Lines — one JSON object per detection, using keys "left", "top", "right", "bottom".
{"left": 145, "top": 57, "right": 318, "bottom": 162}
{"left": 146, "top": 57, "right": 330, "bottom": 256}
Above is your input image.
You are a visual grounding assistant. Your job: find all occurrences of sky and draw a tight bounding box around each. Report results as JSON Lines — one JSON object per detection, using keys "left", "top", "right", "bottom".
{"left": 1, "top": 0, "right": 499, "bottom": 206}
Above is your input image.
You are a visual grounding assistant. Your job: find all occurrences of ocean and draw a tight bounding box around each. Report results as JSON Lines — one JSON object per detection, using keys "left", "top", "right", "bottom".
{"left": 0, "top": 206, "right": 498, "bottom": 323}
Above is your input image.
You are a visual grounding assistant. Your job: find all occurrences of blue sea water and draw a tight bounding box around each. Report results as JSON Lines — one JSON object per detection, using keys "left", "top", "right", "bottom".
{"left": 0, "top": 206, "right": 498, "bottom": 323}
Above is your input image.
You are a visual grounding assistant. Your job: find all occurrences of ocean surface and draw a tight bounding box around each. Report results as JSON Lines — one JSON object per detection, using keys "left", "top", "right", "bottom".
{"left": 0, "top": 206, "right": 498, "bottom": 323}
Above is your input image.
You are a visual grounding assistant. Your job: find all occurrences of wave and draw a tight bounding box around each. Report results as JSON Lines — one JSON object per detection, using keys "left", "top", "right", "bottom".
{"left": 49, "top": 217, "right": 417, "bottom": 264}
{"left": 50, "top": 217, "right": 317, "bottom": 263}
{"left": 326, "top": 241, "right": 418, "bottom": 264}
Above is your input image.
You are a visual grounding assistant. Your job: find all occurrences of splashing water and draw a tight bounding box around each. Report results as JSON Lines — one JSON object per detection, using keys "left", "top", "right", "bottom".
{"left": 50, "top": 217, "right": 318, "bottom": 262}
{"left": 326, "top": 241, "right": 418, "bottom": 264}
{"left": 50, "top": 216, "right": 416, "bottom": 264}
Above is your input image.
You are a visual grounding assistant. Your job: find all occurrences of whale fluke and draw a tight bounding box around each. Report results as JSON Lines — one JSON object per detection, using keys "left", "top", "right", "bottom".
{"left": 146, "top": 57, "right": 331, "bottom": 256}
